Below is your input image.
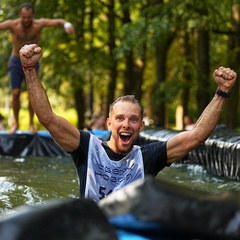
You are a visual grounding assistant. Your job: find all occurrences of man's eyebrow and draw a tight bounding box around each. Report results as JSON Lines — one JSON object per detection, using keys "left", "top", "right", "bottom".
{"left": 116, "top": 114, "right": 126, "bottom": 118}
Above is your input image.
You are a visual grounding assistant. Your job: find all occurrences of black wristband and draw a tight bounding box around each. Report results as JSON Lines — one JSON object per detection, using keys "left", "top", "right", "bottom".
{"left": 216, "top": 88, "right": 231, "bottom": 98}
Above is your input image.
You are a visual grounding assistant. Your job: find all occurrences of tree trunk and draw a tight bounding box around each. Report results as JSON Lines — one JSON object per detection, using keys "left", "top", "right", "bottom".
{"left": 196, "top": 28, "right": 210, "bottom": 115}
{"left": 182, "top": 32, "right": 193, "bottom": 117}
{"left": 153, "top": 36, "right": 174, "bottom": 128}
{"left": 226, "top": 0, "right": 240, "bottom": 129}
{"left": 120, "top": 0, "right": 135, "bottom": 95}
{"left": 134, "top": 47, "right": 146, "bottom": 101}
{"left": 106, "top": 0, "right": 118, "bottom": 116}
{"left": 75, "top": 88, "right": 85, "bottom": 129}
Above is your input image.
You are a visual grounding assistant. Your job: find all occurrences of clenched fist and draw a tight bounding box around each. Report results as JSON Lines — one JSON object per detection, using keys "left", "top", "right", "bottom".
{"left": 213, "top": 66, "right": 237, "bottom": 93}
{"left": 19, "top": 44, "right": 42, "bottom": 70}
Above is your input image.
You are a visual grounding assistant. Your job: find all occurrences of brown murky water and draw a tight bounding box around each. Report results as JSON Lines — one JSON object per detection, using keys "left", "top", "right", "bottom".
{"left": 1, "top": 156, "right": 240, "bottom": 215}
{"left": 0, "top": 156, "right": 78, "bottom": 215}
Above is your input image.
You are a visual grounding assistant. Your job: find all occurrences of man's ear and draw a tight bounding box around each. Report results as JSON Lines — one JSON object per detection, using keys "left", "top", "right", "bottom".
{"left": 106, "top": 118, "right": 111, "bottom": 131}
{"left": 140, "top": 121, "right": 145, "bottom": 132}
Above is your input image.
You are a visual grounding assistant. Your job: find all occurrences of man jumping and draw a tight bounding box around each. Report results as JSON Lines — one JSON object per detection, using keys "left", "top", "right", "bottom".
{"left": 0, "top": 2, "right": 75, "bottom": 134}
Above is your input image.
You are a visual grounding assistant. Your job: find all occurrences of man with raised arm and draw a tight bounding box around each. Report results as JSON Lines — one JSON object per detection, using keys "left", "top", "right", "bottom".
{"left": 0, "top": 2, "right": 75, "bottom": 134}
{"left": 20, "top": 44, "right": 236, "bottom": 203}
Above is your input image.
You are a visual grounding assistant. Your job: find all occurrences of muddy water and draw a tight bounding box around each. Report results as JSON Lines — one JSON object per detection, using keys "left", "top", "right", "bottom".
{"left": 1, "top": 156, "right": 240, "bottom": 215}
{"left": 0, "top": 156, "right": 78, "bottom": 215}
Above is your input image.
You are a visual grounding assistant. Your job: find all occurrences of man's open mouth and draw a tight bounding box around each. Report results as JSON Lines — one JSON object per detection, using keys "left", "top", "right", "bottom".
{"left": 120, "top": 132, "right": 132, "bottom": 143}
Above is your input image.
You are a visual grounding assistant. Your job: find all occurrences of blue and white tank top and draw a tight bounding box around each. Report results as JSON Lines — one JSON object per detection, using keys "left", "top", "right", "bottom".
{"left": 85, "top": 135, "right": 144, "bottom": 203}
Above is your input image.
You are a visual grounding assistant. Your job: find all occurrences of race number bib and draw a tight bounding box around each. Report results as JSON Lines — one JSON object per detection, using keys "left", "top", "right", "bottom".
{"left": 85, "top": 135, "right": 144, "bottom": 203}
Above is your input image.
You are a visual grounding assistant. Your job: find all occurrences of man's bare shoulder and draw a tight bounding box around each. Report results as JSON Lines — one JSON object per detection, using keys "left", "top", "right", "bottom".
{"left": 0, "top": 18, "right": 20, "bottom": 29}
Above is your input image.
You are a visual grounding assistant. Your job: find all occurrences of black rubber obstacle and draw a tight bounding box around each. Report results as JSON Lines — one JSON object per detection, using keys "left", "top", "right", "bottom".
{"left": 0, "top": 131, "right": 68, "bottom": 157}
{"left": 0, "top": 199, "right": 118, "bottom": 240}
{"left": 0, "top": 125, "right": 239, "bottom": 180}
{"left": 139, "top": 125, "right": 240, "bottom": 180}
{"left": 0, "top": 130, "right": 110, "bottom": 158}
{"left": 100, "top": 177, "right": 240, "bottom": 240}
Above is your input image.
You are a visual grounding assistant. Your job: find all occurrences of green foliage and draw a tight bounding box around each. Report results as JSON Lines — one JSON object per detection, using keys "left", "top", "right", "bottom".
{"left": 0, "top": 0, "right": 238, "bottom": 128}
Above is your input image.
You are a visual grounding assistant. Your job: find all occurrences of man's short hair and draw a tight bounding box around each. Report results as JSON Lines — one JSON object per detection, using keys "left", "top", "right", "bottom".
{"left": 109, "top": 95, "right": 144, "bottom": 119}
{"left": 19, "top": 2, "right": 34, "bottom": 13}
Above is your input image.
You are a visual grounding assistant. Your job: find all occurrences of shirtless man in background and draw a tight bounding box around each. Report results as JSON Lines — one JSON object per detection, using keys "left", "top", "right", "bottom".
{"left": 0, "top": 2, "right": 75, "bottom": 134}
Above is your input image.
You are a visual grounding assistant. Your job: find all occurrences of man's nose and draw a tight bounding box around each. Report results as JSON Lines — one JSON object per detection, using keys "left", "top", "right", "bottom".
{"left": 122, "top": 119, "right": 130, "bottom": 128}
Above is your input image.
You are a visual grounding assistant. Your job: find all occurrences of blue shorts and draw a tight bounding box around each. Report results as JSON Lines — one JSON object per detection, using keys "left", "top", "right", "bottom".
{"left": 8, "top": 55, "right": 39, "bottom": 89}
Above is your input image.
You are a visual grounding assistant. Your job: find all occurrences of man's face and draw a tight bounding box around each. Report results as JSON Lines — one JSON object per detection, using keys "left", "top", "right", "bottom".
{"left": 107, "top": 101, "right": 145, "bottom": 155}
{"left": 20, "top": 8, "right": 33, "bottom": 28}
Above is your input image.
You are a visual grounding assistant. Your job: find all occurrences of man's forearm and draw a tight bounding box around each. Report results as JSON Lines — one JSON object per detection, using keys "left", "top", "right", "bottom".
{"left": 194, "top": 94, "right": 227, "bottom": 142}
{"left": 24, "top": 68, "right": 53, "bottom": 126}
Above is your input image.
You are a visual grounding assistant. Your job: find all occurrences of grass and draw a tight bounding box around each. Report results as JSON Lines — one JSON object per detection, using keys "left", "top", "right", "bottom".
{"left": 0, "top": 107, "right": 78, "bottom": 132}
{"left": 0, "top": 90, "right": 78, "bottom": 132}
